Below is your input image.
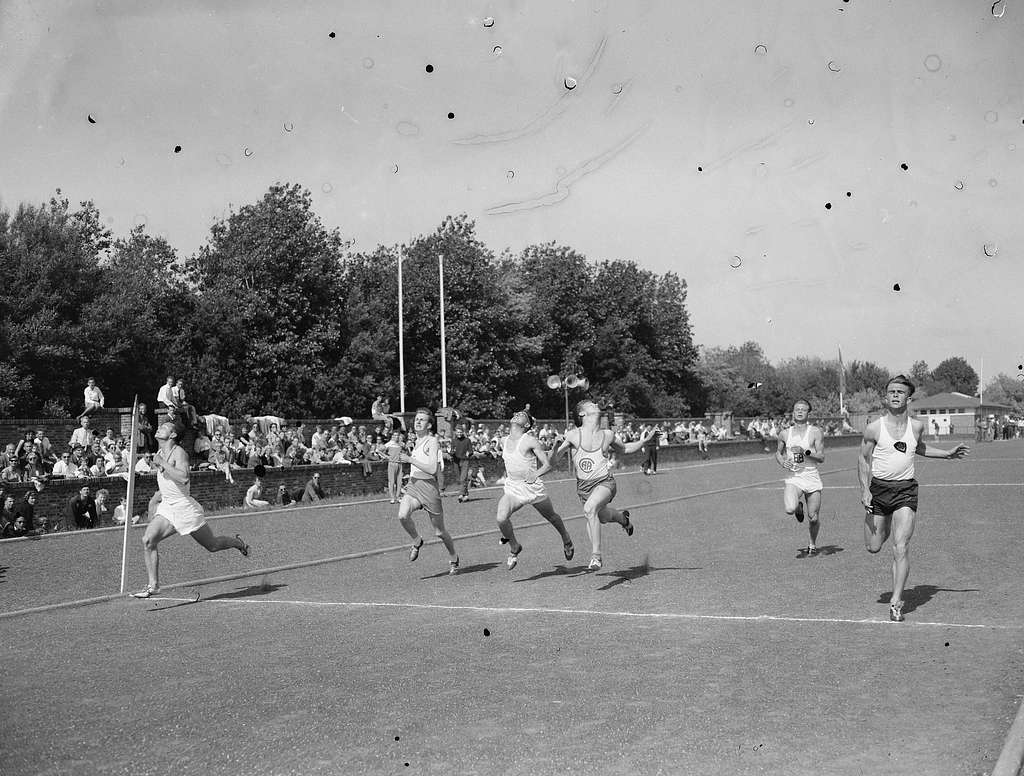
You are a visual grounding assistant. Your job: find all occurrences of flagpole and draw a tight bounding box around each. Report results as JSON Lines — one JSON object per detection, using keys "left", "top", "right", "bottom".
{"left": 438, "top": 253, "right": 448, "bottom": 408}
{"left": 837, "top": 344, "right": 846, "bottom": 416}
{"left": 398, "top": 248, "right": 406, "bottom": 414}
{"left": 119, "top": 396, "right": 140, "bottom": 594}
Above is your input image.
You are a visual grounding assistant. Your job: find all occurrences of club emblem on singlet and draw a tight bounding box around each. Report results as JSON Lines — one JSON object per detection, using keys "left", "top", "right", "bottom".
{"left": 578, "top": 457, "right": 595, "bottom": 473}
{"left": 893, "top": 441, "right": 908, "bottom": 453}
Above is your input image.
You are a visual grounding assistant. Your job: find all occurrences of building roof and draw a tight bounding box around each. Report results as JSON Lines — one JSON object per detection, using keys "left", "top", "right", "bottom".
{"left": 911, "top": 391, "right": 1012, "bottom": 411}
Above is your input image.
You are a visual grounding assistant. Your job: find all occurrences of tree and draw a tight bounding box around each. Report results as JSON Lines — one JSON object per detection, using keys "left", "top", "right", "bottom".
{"left": 695, "top": 342, "right": 781, "bottom": 416}
{"left": 981, "top": 374, "right": 1024, "bottom": 414}
{"left": 0, "top": 191, "right": 111, "bottom": 414}
{"left": 845, "top": 360, "right": 890, "bottom": 395}
{"left": 930, "top": 357, "right": 979, "bottom": 396}
{"left": 847, "top": 387, "right": 883, "bottom": 413}
{"left": 176, "top": 183, "right": 350, "bottom": 416}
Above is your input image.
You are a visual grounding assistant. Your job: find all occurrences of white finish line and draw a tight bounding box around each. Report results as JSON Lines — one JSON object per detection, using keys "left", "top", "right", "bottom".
{"left": 153, "top": 596, "right": 1022, "bottom": 631}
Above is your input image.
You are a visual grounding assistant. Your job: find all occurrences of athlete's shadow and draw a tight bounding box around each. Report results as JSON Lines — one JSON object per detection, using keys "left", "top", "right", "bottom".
{"left": 876, "top": 584, "right": 980, "bottom": 614}
{"left": 422, "top": 561, "right": 500, "bottom": 579}
{"left": 796, "top": 545, "right": 844, "bottom": 559}
{"left": 204, "top": 582, "right": 288, "bottom": 600}
{"left": 0, "top": 564, "right": 7, "bottom": 583}
{"left": 595, "top": 560, "right": 699, "bottom": 591}
{"left": 514, "top": 564, "right": 592, "bottom": 582}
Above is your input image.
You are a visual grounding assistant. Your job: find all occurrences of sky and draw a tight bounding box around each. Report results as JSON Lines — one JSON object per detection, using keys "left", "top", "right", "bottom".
{"left": 1, "top": 0, "right": 1022, "bottom": 383}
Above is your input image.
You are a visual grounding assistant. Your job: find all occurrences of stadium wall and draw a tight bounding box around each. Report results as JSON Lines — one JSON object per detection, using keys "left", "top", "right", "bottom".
{"left": 0, "top": 435, "right": 863, "bottom": 533}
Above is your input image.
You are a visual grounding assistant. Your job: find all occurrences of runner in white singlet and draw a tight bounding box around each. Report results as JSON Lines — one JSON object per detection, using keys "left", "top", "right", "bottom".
{"left": 553, "top": 400, "right": 656, "bottom": 571}
{"left": 131, "top": 423, "right": 249, "bottom": 599}
{"left": 495, "top": 410, "right": 574, "bottom": 571}
{"left": 774, "top": 399, "right": 825, "bottom": 556}
{"left": 396, "top": 408, "right": 460, "bottom": 575}
{"left": 858, "top": 375, "right": 969, "bottom": 622}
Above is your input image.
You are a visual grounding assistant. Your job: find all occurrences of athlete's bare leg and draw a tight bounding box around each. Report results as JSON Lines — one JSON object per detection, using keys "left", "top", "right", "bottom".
{"left": 804, "top": 490, "right": 822, "bottom": 547}
{"left": 782, "top": 484, "right": 803, "bottom": 515}
{"left": 397, "top": 494, "right": 423, "bottom": 544}
{"left": 532, "top": 497, "right": 573, "bottom": 547}
{"left": 139, "top": 516, "right": 177, "bottom": 591}
{"left": 427, "top": 510, "right": 457, "bottom": 560}
{"left": 888, "top": 507, "right": 917, "bottom": 606}
{"left": 190, "top": 524, "right": 248, "bottom": 553}
{"left": 495, "top": 494, "right": 520, "bottom": 550}
{"left": 583, "top": 486, "right": 628, "bottom": 560}
{"left": 863, "top": 511, "right": 891, "bottom": 554}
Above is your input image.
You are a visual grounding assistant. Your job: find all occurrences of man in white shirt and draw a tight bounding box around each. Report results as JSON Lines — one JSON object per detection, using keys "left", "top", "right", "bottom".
{"left": 51, "top": 452, "right": 75, "bottom": 478}
{"left": 78, "top": 377, "right": 105, "bottom": 419}
{"left": 157, "top": 375, "right": 176, "bottom": 410}
{"left": 69, "top": 417, "right": 94, "bottom": 450}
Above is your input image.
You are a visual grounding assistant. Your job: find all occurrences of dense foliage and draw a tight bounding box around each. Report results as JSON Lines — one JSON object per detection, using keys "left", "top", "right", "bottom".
{"left": 0, "top": 185, "right": 993, "bottom": 420}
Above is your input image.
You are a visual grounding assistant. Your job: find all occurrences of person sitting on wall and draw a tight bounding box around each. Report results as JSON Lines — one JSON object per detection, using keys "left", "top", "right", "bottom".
{"left": 301, "top": 472, "right": 326, "bottom": 503}
{"left": 77, "top": 377, "right": 105, "bottom": 419}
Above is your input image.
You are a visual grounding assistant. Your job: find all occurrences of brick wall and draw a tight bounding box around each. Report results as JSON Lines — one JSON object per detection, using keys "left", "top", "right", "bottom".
{"left": 0, "top": 409, "right": 134, "bottom": 455}
{"left": 0, "top": 434, "right": 862, "bottom": 533}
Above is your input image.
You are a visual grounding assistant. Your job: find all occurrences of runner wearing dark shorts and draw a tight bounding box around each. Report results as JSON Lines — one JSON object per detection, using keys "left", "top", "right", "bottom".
{"left": 858, "top": 375, "right": 969, "bottom": 622}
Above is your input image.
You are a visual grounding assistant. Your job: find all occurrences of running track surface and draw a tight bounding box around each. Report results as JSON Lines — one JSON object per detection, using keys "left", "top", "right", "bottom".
{"left": 2, "top": 443, "right": 1023, "bottom": 775}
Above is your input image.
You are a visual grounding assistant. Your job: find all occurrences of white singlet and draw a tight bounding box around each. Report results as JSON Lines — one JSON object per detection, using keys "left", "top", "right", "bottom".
{"left": 502, "top": 435, "right": 546, "bottom": 507}
{"left": 783, "top": 424, "right": 823, "bottom": 494}
{"left": 573, "top": 431, "right": 611, "bottom": 483}
{"left": 156, "top": 464, "right": 206, "bottom": 536}
{"left": 871, "top": 418, "right": 916, "bottom": 480}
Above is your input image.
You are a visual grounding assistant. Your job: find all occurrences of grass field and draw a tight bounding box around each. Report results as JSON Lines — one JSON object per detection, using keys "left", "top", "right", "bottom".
{"left": 2, "top": 442, "right": 1023, "bottom": 775}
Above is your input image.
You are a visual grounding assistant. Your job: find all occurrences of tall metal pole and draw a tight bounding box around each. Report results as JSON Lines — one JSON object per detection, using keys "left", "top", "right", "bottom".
{"left": 439, "top": 253, "right": 448, "bottom": 407}
{"left": 398, "top": 249, "right": 406, "bottom": 414}
{"left": 563, "top": 385, "right": 570, "bottom": 429}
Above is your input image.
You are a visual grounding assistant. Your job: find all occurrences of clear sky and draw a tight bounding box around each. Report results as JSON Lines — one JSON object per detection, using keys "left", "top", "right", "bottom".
{"left": 2, "top": 0, "right": 1022, "bottom": 382}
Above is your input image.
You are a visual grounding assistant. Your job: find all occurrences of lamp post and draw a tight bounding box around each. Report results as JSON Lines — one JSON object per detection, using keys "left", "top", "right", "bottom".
{"left": 546, "top": 373, "right": 590, "bottom": 429}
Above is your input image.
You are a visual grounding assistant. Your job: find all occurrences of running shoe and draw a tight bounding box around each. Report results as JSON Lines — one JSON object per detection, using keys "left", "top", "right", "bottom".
{"left": 409, "top": 538, "right": 424, "bottom": 562}
{"left": 622, "top": 510, "right": 634, "bottom": 537}
{"left": 563, "top": 540, "right": 575, "bottom": 561}
{"left": 889, "top": 601, "right": 904, "bottom": 622}
{"left": 794, "top": 501, "right": 805, "bottom": 523}
{"left": 805, "top": 545, "right": 818, "bottom": 557}
{"left": 587, "top": 555, "right": 602, "bottom": 571}
{"left": 131, "top": 585, "right": 160, "bottom": 599}
{"left": 235, "top": 534, "right": 250, "bottom": 557}
{"left": 506, "top": 542, "right": 523, "bottom": 571}
{"left": 448, "top": 557, "right": 460, "bottom": 575}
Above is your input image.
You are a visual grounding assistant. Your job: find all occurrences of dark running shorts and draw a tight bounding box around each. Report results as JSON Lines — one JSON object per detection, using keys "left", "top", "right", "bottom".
{"left": 869, "top": 477, "right": 919, "bottom": 516}
{"left": 577, "top": 473, "right": 616, "bottom": 504}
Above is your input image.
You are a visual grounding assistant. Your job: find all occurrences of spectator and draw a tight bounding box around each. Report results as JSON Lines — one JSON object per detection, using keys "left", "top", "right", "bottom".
{"left": 245, "top": 414, "right": 287, "bottom": 436}
{"left": 94, "top": 488, "right": 111, "bottom": 526}
{"left": 1, "top": 443, "right": 16, "bottom": 470}
{"left": 244, "top": 464, "right": 271, "bottom": 509}
{"left": 14, "top": 429, "right": 35, "bottom": 461}
{"left": 276, "top": 484, "right": 295, "bottom": 506}
{"left": 135, "top": 452, "right": 154, "bottom": 474}
{"left": 14, "top": 489, "right": 38, "bottom": 532}
{"left": 70, "top": 417, "right": 95, "bottom": 451}
{"left": 1, "top": 494, "right": 17, "bottom": 535}
{"left": 78, "top": 377, "right": 105, "bottom": 419}
{"left": 33, "top": 427, "right": 55, "bottom": 467}
{"left": 173, "top": 379, "right": 201, "bottom": 428}
{"left": 7, "top": 514, "right": 34, "bottom": 538}
{"left": 113, "top": 496, "right": 141, "bottom": 525}
{"left": 98, "top": 428, "right": 117, "bottom": 454}
{"left": 136, "top": 403, "right": 156, "bottom": 455}
{"left": 302, "top": 472, "right": 326, "bottom": 503}
{"left": 68, "top": 485, "right": 99, "bottom": 530}
{"left": 52, "top": 451, "right": 75, "bottom": 478}
{"left": 22, "top": 452, "right": 45, "bottom": 482}
{"left": 2, "top": 457, "right": 23, "bottom": 482}
{"left": 157, "top": 375, "right": 176, "bottom": 410}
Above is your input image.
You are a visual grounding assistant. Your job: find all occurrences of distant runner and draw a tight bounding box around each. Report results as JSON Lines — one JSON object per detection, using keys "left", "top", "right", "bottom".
{"left": 775, "top": 399, "right": 825, "bottom": 556}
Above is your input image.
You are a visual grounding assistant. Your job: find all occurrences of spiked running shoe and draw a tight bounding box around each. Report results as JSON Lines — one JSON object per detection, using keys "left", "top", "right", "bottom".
{"left": 622, "top": 510, "right": 634, "bottom": 537}
{"left": 506, "top": 542, "right": 523, "bottom": 571}
{"left": 563, "top": 540, "right": 575, "bottom": 561}
{"left": 131, "top": 585, "right": 160, "bottom": 599}
{"left": 889, "top": 601, "right": 905, "bottom": 622}
{"left": 449, "top": 557, "right": 460, "bottom": 575}
{"left": 409, "top": 538, "right": 424, "bottom": 562}
{"left": 794, "top": 500, "right": 805, "bottom": 523}
{"left": 587, "top": 555, "right": 603, "bottom": 571}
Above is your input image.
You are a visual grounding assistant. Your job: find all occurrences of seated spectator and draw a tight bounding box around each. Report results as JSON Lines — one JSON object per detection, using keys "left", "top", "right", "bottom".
{"left": 71, "top": 461, "right": 91, "bottom": 479}
{"left": 245, "top": 414, "right": 287, "bottom": 437}
{"left": 2, "top": 458, "right": 24, "bottom": 482}
{"left": 84, "top": 440, "right": 104, "bottom": 469}
{"left": 14, "top": 429, "right": 35, "bottom": 461}
{"left": 33, "top": 428, "right": 55, "bottom": 468}
{"left": 112, "top": 496, "right": 141, "bottom": 525}
{"left": 193, "top": 429, "right": 212, "bottom": 464}
{"left": 6, "top": 514, "right": 36, "bottom": 538}
{"left": 67, "top": 485, "right": 98, "bottom": 530}
{"left": 1, "top": 443, "right": 16, "bottom": 470}
{"left": 157, "top": 374, "right": 177, "bottom": 411}
{"left": 311, "top": 425, "right": 327, "bottom": 452}
{"left": 98, "top": 427, "right": 117, "bottom": 454}
{"left": 70, "top": 416, "right": 94, "bottom": 451}
{"left": 276, "top": 484, "right": 295, "bottom": 506}
{"left": 78, "top": 377, "right": 105, "bottom": 419}
{"left": 104, "top": 446, "right": 128, "bottom": 476}
{"left": 301, "top": 472, "right": 326, "bottom": 503}
{"left": 22, "top": 452, "right": 45, "bottom": 482}
{"left": 135, "top": 452, "right": 154, "bottom": 474}
{"left": 51, "top": 451, "right": 75, "bottom": 478}
{"left": 244, "top": 464, "right": 271, "bottom": 509}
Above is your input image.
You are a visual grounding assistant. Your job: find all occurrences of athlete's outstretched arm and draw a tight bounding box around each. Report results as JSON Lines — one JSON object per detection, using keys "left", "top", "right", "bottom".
{"left": 611, "top": 427, "right": 655, "bottom": 456}
{"left": 857, "top": 423, "right": 878, "bottom": 509}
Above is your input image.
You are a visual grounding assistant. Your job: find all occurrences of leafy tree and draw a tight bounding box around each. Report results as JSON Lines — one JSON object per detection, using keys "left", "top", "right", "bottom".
{"left": 930, "top": 356, "right": 979, "bottom": 396}
{"left": 845, "top": 360, "right": 890, "bottom": 395}
{"left": 176, "top": 183, "right": 350, "bottom": 416}
{"left": 981, "top": 374, "right": 1024, "bottom": 414}
{"left": 0, "top": 191, "right": 110, "bottom": 414}
{"left": 847, "top": 387, "right": 883, "bottom": 413}
{"left": 695, "top": 342, "right": 780, "bottom": 416}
